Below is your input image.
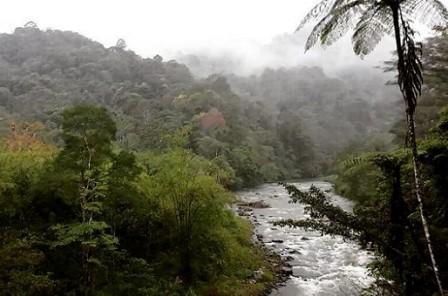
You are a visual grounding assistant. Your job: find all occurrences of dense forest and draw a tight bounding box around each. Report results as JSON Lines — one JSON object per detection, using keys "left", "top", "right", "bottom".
{"left": 278, "top": 29, "right": 448, "bottom": 295}
{"left": 0, "top": 103, "right": 281, "bottom": 295}
{"left": 0, "top": 12, "right": 447, "bottom": 296}
{"left": 0, "top": 25, "right": 320, "bottom": 189}
{"left": 0, "top": 25, "right": 292, "bottom": 295}
{"left": 0, "top": 25, "right": 403, "bottom": 185}
{"left": 181, "top": 56, "right": 402, "bottom": 171}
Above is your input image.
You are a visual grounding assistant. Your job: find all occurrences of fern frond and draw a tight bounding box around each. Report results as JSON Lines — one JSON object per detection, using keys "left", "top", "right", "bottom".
{"left": 320, "top": 0, "right": 367, "bottom": 46}
{"left": 296, "top": 0, "right": 336, "bottom": 31}
{"left": 305, "top": 0, "right": 367, "bottom": 50}
{"left": 343, "top": 155, "right": 370, "bottom": 166}
{"left": 402, "top": 0, "right": 448, "bottom": 29}
{"left": 305, "top": 14, "right": 333, "bottom": 50}
{"left": 352, "top": 5, "right": 393, "bottom": 57}
{"left": 297, "top": 0, "right": 359, "bottom": 30}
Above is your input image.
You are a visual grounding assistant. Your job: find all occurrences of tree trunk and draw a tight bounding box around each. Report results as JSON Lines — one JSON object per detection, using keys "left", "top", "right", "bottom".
{"left": 408, "top": 112, "right": 444, "bottom": 295}
{"left": 391, "top": 3, "right": 444, "bottom": 295}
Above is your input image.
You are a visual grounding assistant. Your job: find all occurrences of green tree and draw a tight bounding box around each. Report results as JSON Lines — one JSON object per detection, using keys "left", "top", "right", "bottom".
{"left": 417, "top": 29, "right": 448, "bottom": 135}
{"left": 296, "top": 1, "right": 448, "bottom": 293}
{"left": 142, "top": 149, "right": 231, "bottom": 283}
{"left": 278, "top": 105, "right": 448, "bottom": 294}
{"left": 0, "top": 147, "right": 55, "bottom": 295}
{"left": 51, "top": 105, "right": 118, "bottom": 294}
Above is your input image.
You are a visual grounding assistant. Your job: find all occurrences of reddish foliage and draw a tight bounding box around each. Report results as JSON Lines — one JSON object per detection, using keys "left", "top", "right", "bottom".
{"left": 4, "top": 122, "right": 49, "bottom": 152}
{"left": 199, "top": 108, "right": 225, "bottom": 130}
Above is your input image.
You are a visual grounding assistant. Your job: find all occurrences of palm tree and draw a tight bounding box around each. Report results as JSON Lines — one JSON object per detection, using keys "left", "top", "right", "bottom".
{"left": 296, "top": 0, "right": 448, "bottom": 294}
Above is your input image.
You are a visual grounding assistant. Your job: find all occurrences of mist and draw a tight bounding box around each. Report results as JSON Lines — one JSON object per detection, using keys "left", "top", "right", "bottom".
{"left": 176, "top": 29, "right": 396, "bottom": 78}
{"left": 2, "top": 0, "right": 444, "bottom": 79}
{"left": 0, "top": 1, "right": 448, "bottom": 295}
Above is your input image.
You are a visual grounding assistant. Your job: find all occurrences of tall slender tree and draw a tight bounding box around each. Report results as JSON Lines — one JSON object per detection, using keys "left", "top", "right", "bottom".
{"left": 295, "top": 0, "right": 448, "bottom": 294}
{"left": 52, "top": 105, "right": 118, "bottom": 294}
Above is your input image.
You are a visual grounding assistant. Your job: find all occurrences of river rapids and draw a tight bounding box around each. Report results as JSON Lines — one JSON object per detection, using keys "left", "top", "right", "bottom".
{"left": 237, "top": 181, "right": 374, "bottom": 296}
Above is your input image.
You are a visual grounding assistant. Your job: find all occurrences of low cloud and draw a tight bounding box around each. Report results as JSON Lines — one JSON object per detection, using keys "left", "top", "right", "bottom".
{"left": 175, "top": 28, "right": 396, "bottom": 78}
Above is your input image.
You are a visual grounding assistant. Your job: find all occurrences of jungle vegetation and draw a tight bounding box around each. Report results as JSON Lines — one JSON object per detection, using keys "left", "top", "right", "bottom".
{"left": 278, "top": 1, "right": 448, "bottom": 293}
{"left": 0, "top": 104, "right": 277, "bottom": 295}
{"left": 0, "top": 5, "right": 447, "bottom": 294}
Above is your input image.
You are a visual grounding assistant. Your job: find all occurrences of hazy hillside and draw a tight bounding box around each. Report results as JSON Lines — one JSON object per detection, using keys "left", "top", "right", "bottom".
{"left": 180, "top": 52, "right": 403, "bottom": 169}
{"left": 228, "top": 66, "right": 403, "bottom": 166}
{"left": 0, "top": 26, "right": 405, "bottom": 179}
{"left": 0, "top": 3, "right": 447, "bottom": 295}
{"left": 0, "top": 26, "right": 192, "bottom": 140}
{"left": 0, "top": 26, "right": 319, "bottom": 187}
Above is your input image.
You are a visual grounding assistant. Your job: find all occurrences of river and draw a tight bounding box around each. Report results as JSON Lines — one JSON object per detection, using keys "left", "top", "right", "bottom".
{"left": 237, "top": 180, "right": 374, "bottom": 296}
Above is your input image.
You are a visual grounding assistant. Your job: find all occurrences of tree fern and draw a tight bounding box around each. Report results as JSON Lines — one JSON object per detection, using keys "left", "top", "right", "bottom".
{"left": 300, "top": 0, "right": 448, "bottom": 59}
{"left": 296, "top": 0, "right": 448, "bottom": 294}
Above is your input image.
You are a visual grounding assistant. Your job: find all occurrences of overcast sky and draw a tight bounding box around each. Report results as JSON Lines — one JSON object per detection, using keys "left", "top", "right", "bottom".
{"left": 0, "top": 0, "right": 317, "bottom": 55}
{"left": 1, "top": 0, "right": 447, "bottom": 74}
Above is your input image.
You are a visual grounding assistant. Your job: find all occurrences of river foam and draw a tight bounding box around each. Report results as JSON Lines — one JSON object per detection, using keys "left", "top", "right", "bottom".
{"left": 237, "top": 181, "right": 374, "bottom": 296}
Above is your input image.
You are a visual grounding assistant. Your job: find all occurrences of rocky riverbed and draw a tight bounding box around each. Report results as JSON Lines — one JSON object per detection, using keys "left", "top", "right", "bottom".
{"left": 237, "top": 181, "right": 374, "bottom": 296}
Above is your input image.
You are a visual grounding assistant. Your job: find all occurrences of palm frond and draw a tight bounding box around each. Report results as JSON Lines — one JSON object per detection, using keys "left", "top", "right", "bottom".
{"left": 352, "top": 5, "right": 393, "bottom": 57}
{"left": 402, "top": 0, "right": 448, "bottom": 29}
{"left": 305, "top": 0, "right": 367, "bottom": 50}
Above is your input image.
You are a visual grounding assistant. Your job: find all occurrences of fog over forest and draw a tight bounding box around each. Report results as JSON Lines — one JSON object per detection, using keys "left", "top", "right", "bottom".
{"left": 177, "top": 30, "right": 395, "bottom": 77}
{"left": 0, "top": 1, "right": 447, "bottom": 296}
{"left": 177, "top": 30, "right": 404, "bottom": 172}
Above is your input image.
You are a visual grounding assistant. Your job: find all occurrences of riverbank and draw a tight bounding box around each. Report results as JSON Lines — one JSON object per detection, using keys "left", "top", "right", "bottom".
{"left": 231, "top": 204, "right": 291, "bottom": 296}
{"left": 234, "top": 196, "right": 295, "bottom": 296}
{"left": 257, "top": 242, "right": 291, "bottom": 296}
{"left": 195, "top": 216, "right": 286, "bottom": 296}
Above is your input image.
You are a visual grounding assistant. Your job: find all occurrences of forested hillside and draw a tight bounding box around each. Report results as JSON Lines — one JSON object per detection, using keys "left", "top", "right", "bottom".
{"left": 0, "top": 25, "right": 322, "bottom": 188}
{"left": 0, "top": 25, "right": 318, "bottom": 295}
{"left": 181, "top": 55, "right": 403, "bottom": 171}
{"left": 226, "top": 66, "right": 402, "bottom": 170}
{"left": 0, "top": 26, "right": 327, "bottom": 294}
{"left": 2, "top": 0, "right": 448, "bottom": 291}
{"left": 1, "top": 22, "right": 444, "bottom": 296}
{"left": 0, "top": 25, "right": 404, "bottom": 185}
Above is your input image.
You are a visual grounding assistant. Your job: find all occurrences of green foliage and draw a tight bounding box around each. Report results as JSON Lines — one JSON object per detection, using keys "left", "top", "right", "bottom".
{"left": 140, "top": 149, "right": 231, "bottom": 280}
{"left": 48, "top": 105, "right": 122, "bottom": 294}
{"left": 137, "top": 148, "right": 272, "bottom": 291}
{"left": 333, "top": 153, "right": 383, "bottom": 204}
{"left": 0, "top": 147, "right": 57, "bottom": 295}
{"left": 0, "top": 230, "right": 55, "bottom": 295}
{"left": 275, "top": 184, "right": 360, "bottom": 239}
{"left": 51, "top": 221, "right": 118, "bottom": 250}
{"left": 58, "top": 105, "right": 116, "bottom": 170}
{"left": 0, "top": 105, "right": 275, "bottom": 295}
{"left": 292, "top": 108, "right": 448, "bottom": 295}
{"left": 0, "top": 27, "right": 319, "bottom": 187}
{"left": 390, "top": 31, "right": 448, "bottom": 142}
{"left": 227, "top": 66, "right": 401, "bottom": 174}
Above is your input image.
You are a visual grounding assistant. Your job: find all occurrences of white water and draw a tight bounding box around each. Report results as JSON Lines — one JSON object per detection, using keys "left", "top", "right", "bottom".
{"left": 237, "top": 181, "right": 374, "bottom": 296}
